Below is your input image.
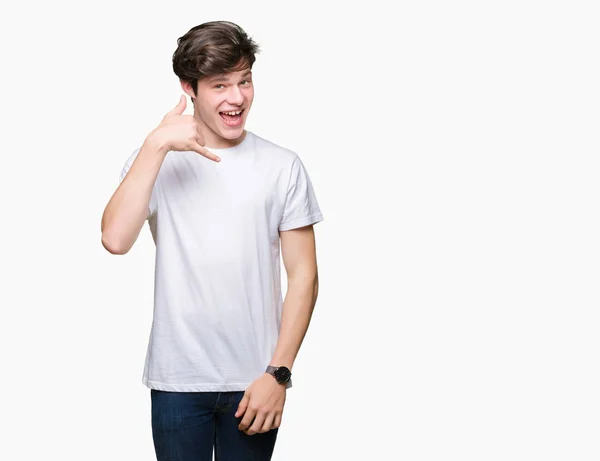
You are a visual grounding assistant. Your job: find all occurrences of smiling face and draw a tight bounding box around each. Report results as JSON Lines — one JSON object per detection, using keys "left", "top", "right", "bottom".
{"left": 181, "top": 67, "right": 254, "bottom": 149}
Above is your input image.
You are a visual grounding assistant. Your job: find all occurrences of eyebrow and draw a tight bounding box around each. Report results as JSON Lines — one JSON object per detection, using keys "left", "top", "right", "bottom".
{"left": 208, "top": 71, "right": 252, "bottom": 83}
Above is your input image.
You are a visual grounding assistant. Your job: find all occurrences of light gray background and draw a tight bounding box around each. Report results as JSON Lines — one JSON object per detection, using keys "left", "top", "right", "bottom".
{"left": 0, "top": 1, "right": 598, "bottom": 460}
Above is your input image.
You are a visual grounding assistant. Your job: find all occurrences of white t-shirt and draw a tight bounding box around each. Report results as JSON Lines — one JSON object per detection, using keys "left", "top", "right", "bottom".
{"left": 118, "top": 131, "right": 323, "bottom": 392}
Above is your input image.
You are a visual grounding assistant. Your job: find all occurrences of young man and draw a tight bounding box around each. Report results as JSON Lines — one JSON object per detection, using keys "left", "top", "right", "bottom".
{"left": 100, "top": 21, "right": 323, "bottom": 461}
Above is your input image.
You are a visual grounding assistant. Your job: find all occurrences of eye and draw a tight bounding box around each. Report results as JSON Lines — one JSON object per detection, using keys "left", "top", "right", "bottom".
{"left": 241, "top": 79, "right": 252, "bottom": 86}
{"left": 214, "top": 84, "right": 225, "bottom": 89}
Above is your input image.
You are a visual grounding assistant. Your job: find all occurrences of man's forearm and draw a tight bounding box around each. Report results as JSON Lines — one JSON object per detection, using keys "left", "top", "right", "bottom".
{"left": 101, "top": 136, "right": 167, "bottom": 254}
{"left": 269, "top": 274, "right": 319, "bottom": 370}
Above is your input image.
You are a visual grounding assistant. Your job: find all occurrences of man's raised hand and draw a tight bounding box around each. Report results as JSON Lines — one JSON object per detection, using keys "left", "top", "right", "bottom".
{"left": 149, "top": 95, "right": 220, "bottom": 162}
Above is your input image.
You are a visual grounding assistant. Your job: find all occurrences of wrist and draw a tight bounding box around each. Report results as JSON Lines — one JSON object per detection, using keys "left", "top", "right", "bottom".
{"left": 265, "top": 365, "right": 292, "bottom": 386}
{"left": 144, "top": 132, "right": 170, "bottom": 157}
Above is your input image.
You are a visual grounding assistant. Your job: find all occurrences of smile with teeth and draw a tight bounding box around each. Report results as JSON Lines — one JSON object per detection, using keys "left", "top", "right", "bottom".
{"left": 219, "top": 109, "right": 245, "bottom": 126}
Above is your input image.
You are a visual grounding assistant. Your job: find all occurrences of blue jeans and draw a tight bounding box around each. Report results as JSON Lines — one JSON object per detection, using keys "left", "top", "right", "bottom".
{"left": 151, "top": 389, "right": 279, "bottom": 461}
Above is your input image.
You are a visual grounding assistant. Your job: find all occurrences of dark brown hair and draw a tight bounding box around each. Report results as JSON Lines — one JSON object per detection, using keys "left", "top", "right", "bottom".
{"left": 172, "top": 21, "right": 260, "bottom": 100}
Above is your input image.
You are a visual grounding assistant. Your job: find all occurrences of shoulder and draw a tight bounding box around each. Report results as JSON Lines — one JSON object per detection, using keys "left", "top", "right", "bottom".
{"left": 249, "top": 132, "right": 300, "bottom": 166}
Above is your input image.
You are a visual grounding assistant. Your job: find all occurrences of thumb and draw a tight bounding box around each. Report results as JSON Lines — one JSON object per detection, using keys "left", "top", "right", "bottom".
{"left": 235, "top": 393, "right": 250, "bottom": 418}
{"left": 166, "top": 95, "right": 186, "bottom": 116}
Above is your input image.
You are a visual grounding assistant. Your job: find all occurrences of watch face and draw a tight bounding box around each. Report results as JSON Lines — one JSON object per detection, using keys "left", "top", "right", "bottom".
{"left": 274, "top": 366, "right": 291, "bottom": 383}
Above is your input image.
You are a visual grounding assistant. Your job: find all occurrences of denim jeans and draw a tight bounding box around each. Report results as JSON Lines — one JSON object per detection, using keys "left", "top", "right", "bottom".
{"left": 151, "top": 389, "right": 279, "bottom": 461}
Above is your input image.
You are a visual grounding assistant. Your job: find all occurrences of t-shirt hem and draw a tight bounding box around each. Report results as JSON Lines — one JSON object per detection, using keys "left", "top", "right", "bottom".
{"left": 143, "top": 377, "right": 293, "bottom": 392}
{"left": 279, "top": 212, "right": 324, "bottom": 231}
{"left": 143, "top": 378, "right": 252, "bottom": 392}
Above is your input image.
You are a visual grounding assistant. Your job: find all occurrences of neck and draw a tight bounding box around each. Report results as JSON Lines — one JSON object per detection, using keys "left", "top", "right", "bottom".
{"left": 194, "top": 115, "right": 247, "bottom": 150}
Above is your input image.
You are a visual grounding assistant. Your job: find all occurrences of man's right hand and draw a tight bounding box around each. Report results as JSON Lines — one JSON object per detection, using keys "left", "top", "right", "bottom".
{"left": 148, "top": 95, "right": 220, "bottom": 162}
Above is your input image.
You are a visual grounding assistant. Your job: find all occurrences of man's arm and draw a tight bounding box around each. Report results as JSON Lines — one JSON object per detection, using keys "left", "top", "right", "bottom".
{"left": 101, "top": 136, "right": 168, "bottom": 255}
{"left": 269, "top": 224, "right": 320, "bottom": 370}
{"left": 101, "top": 95, "right": 218, "bottom": 255}
{"left": 235, "top": 223, "right": 319, "bottom": 434}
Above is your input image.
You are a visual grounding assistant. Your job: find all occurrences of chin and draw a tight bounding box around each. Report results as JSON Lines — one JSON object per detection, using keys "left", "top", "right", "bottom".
{"left": 217, "top": 125, "right": 246, "bottom": 139}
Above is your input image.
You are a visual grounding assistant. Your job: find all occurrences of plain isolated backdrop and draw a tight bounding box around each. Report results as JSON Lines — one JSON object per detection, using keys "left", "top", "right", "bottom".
{"left": 1, "top": 1, "right": 599, "bottom": 460}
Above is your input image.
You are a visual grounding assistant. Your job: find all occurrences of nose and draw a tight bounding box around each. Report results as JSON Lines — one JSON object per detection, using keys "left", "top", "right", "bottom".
{"left": 226, "top": 85, "right": 244, "bottom": 105}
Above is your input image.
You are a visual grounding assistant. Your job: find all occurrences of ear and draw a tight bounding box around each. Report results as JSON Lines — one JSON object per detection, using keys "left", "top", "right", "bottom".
{"left": 179, "top": 79, "right": 197, "bottom": 102}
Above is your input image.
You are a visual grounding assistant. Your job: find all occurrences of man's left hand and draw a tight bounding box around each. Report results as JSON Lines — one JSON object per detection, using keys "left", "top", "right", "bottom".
{"left": 235, "top": 373, "right": 286, "bottom": 435}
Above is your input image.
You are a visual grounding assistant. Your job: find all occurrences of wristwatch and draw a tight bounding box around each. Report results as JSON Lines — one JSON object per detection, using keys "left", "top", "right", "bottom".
{"left": 265, "top": 365, "right": 292, "bottom": 385}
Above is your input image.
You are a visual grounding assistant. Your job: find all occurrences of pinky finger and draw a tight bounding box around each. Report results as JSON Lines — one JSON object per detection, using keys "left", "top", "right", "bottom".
{"left": 195, "top": 144, "right": 220, "bottom": 162}
{"left": 260, "top": 413, "right": 275, "bottom": 433}
{"left": 273, "top": 413, "right": 282, "bottom": 429}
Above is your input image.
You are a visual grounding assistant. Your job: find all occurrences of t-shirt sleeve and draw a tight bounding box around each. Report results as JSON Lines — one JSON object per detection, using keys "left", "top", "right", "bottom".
{"left": 279, "top": 155, "right": 324, "bottom": 231}
{"left": 118, "top": 147, "right": 158, "bottom": 220}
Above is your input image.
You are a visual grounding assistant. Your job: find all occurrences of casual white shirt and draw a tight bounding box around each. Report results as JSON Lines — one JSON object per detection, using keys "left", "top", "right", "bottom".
{"left": 118, "top": 131, "right": 323, "bottom": 391}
